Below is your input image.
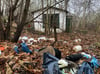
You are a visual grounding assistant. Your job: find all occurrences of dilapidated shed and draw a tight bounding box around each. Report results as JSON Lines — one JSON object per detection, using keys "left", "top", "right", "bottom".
{"left": 32, "top": 7, "right": 72, "bottom": 33}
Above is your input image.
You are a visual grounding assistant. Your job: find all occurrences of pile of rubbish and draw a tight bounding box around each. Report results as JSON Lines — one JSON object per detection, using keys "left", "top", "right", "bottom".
{"left": 43, "top": 52, "right": 100, "bottom": 74}
{"left": 42, "top": 39, "right": 100, "bottom": 74}
{"left": 0, "top": 35, "right": 100, "bottom": 74}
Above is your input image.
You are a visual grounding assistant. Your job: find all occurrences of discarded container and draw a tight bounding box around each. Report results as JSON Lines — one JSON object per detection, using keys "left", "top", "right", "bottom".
{"left": 73, "top": 45, "right": 82, "bottom": 52}
{"left": 0, "top": 45, "right": 5, "bottom": 51}
{"left": 38, "top": 37, "right": 47, "bottom": 41}
{"left": 22, "top": 36, "right": 28, "bottom": 40}
{"left": 74, "top": 39, "right": 81, "bottom": 43}
{"left": 27, "top": 38, "right": 34, "bottom": 45}
{"left": 28, "top": 38, "right": 34, "bottom": 42}
{"left": 33, "top": 39, "right": 38, "bottom": 43}
{"left": 19, "top": 37, "right": 22, "bottom": 40}
{"left": 58, "top": 59, "right": 68, "bottom": 68}
{"left": 47, "top": 38, "right": 55, "bottom": 41}
{"left": 21, "top": 36, "right": 28, "bottom": 43}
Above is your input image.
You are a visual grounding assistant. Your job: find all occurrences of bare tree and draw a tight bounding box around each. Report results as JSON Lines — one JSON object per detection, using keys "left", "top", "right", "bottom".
{"left": 5, "top": 0, "right": 19, "bottom": 40}
{"left": 0, "top": 0, "right": 7, "bottom": 41}
{"left": 0, "top": 0, "right": 4, "bottom": 40}
{"left": 64, "top": 0, "right": 70, "bottom": 32}
{"left": 12, "top": 0, "right": 31, "bottom": 42}
{"left": 68, "top": 0, "right": 100, "bottom": 31}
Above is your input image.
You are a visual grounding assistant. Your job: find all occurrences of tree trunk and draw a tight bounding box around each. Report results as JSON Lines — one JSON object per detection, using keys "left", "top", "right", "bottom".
{"left": 0, "top": 16, "right": 4, "bottom": 41}
{"left": 51, "top": 0, "right": 57, "bottom": 46}
{"left": 45, "top": 0, "right": 50, "bottom": 35}
{"left": 18, "top": 0, "right": 24, "bottom": 24}
{"left": 65, "top": 0, "right": 70, "bottom": 32}
{"left": 12, "top": 0, "right": 30, "bottom": 42}
{"left": 64, "top": 0, "right": 69, "bottom": 10}
{"left": 5, "top": 0, "right": 19, "bottom": 40}
{"left": 0, "top": 0, "right": 5, "bottom": 41}
{"left": 54, "top": 25, "right": 57, "bottom": 41}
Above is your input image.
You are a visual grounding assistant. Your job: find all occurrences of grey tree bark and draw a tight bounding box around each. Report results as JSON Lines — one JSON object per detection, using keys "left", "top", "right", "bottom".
{"left": 12, "top": 0, "right": 30, "bottom": 42}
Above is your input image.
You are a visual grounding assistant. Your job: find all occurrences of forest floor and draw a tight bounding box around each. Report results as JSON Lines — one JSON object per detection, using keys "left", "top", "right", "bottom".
{"left": 0, "top": 32, "right": 100, "bottom": 74}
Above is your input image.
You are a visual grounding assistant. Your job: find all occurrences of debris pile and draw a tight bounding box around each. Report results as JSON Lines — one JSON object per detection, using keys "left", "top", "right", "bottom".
{"left": 0, "top": 33, "right": 100, "bottom": 74}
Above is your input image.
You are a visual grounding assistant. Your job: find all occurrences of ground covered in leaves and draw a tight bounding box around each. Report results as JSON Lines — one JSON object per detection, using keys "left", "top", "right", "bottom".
{"left": 0, "top": 32, "right": 100, "bottom": 74}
